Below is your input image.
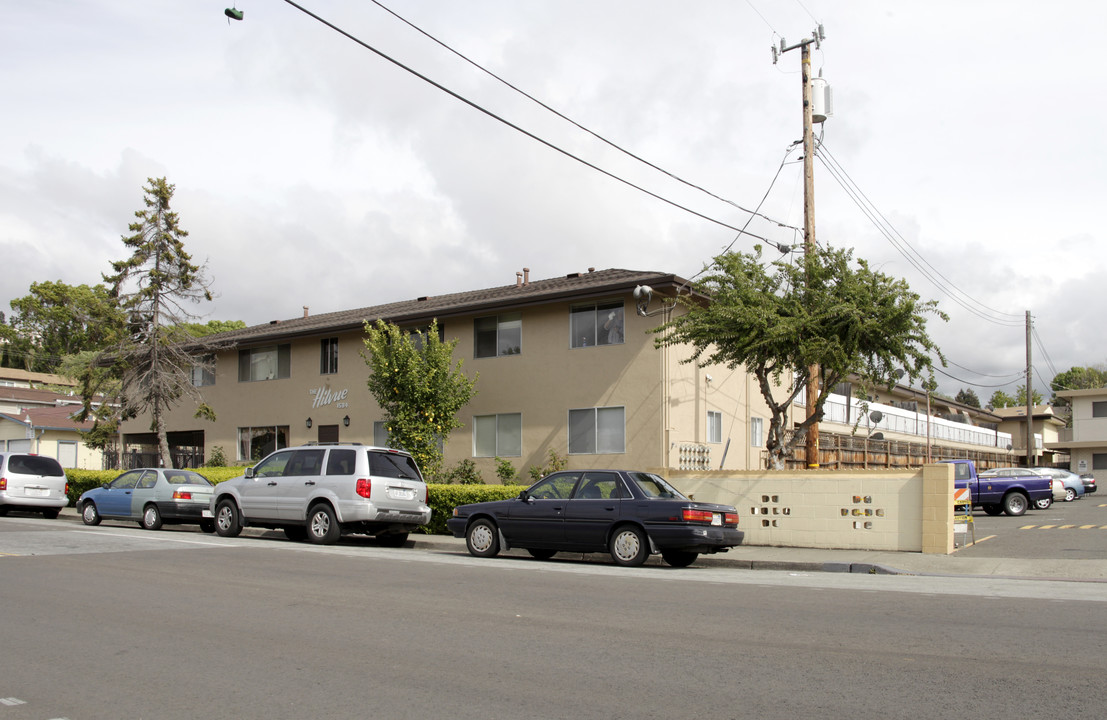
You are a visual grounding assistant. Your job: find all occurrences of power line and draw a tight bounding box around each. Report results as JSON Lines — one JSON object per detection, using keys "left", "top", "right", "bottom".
{"left": 816, "top": 141, "right": 1024, "bottom": 327}
{"left": 278, "top": 0, "right": 783, "bottom": 244}
{"left": 368, "top": 0, "right": 801, "bottom": 235}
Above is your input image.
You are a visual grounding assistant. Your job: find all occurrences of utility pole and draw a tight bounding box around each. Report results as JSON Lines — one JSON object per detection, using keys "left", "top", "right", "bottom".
{"left": 1025, "top": 310, "right": 1034, "bottom": 467}
{"left": 774, "top": 26, "right": 826, "bottom": 469}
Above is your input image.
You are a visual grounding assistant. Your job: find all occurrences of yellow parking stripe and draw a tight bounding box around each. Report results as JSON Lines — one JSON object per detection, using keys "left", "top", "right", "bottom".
{"left": 1037, "top": 525, "right": 1057, "bottom": 529}
{"left": 1080, "top": 525, "right": 1097, "bottom": 529}
{"left": 1019, "top": 525, "right": 1035, "bottom": 530}
{"left": 1059, "top": 525, "right": 1077, "bottom": 529}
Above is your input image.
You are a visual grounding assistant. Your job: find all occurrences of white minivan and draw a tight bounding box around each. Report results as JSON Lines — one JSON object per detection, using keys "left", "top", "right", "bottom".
{"left": 211, "top": 443, "right": 431, "bottom": 545}
{"left": 0, "top": 453, "right": 69, "bottom": 518}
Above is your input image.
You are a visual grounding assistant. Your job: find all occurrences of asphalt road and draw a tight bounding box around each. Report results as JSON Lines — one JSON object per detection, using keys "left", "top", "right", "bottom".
{"left": 958, "top": 493, "right": 1107, "bottom": 559}
{"left": 1, "top": 514, "right": 1106, "bottom": 720}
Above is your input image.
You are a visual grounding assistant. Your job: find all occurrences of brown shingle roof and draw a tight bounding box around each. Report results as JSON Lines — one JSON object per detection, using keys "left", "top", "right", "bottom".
{"left": 206, "top": 268, "right": 689, "bottom": 347}
{"left": 0, "top": 406, "right": 94, "bottom": 432}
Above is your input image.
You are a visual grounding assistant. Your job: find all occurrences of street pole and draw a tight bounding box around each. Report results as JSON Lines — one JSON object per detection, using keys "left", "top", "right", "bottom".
{"left": 774, "top": 27, "right": 825, "bottom": 470}
{"left": 1025, "top": 310, "right": 1033, "bottom": 467}
{"left": 801, "top": 40, "right": 819, "bottom": 469}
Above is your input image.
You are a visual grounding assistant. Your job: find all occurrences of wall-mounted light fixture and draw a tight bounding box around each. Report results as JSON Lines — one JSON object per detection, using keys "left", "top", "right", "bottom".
{"left": 343, "top": 415, "right": 350, "bottom": 427}
{"left": 306, "top": 417, "right": 313, "bottom": 429}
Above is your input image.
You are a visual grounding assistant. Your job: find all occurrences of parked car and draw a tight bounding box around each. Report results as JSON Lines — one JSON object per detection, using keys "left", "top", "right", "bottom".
{"left": 211, "top": 443, "right": 430, "bottom": 545}
{"left": 447, "top": 470, "right": 744, "bottom": 568}
{"left": 0, "top": 452, "right": 68, "bottom": 518}
{"left": 1027, "top": 467, "right": 1084, "bottom": 502}
{"left": 1080, "top": 474, "right": 1097, "bottom": 494}
{"left": 944, "top": 461, "right": 1051, "bottom": 516}
{"left": 78, "top": 468, "right": 216, "bottom": 531}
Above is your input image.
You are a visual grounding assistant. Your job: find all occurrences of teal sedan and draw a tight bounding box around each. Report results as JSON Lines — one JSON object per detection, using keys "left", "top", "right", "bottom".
{"left": 78, "top": 468, "right": 216, "bottom": 532}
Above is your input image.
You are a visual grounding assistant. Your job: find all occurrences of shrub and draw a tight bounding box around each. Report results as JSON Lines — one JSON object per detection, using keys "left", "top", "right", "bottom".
{"left": 435, "top": 458, "right": 484, "bottom": 485}
{"left": 205, "top": 446, "right": 228, "bottom": 467}
{"left": 422, "top": 483, "right": 525, "bottom": 534}
{"left": 494, "top": 456, "right": 516, "bottom": 483}
{"left": 527, "top": 447, "right": 567, "bottom": 482}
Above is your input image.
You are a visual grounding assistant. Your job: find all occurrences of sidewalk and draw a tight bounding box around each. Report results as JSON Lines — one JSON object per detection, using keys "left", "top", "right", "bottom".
{"left": 57, "top": 507, "right": 1107, "bottom": 582}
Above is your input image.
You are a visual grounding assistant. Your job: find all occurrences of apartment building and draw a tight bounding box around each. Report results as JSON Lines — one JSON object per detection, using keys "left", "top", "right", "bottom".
{"left": 1047, "top": 388, "right": 1107, "bottom": 478}
{"left": 117, "top": 268, "right": 787, "bottom": 477}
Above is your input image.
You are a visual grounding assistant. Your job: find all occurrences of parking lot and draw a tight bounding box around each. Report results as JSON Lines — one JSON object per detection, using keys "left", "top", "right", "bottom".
{"left": 956, "top": 494, "right": 1107, "bottom": 560}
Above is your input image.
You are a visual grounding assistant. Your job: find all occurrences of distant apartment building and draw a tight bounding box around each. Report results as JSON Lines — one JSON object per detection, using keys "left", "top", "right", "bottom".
{"left": 1047, "top": 388, "right": 1107, "bottom": 479}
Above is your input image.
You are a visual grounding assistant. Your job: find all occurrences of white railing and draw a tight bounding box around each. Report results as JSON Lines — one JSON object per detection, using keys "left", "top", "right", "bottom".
{"left": 812, "top": 394, "right": 1015, "bottom": 450}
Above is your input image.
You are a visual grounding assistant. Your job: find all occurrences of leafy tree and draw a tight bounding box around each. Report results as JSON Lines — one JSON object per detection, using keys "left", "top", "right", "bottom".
{"left": 652, "top": 245, "right": 946, "bottom": 469}
{"left": 1050, "top": 366, "right": 1107, "bottom": 404}
{"left": 955, "top": 388, "right": 981, "bottom": 408}
{"left": 0, "top": 281, "right": 124, "bottom": 373}
{"left": 988, "top": 390, "right": 1016, "bottom": 408}
{"left": 87, "top": 177, "right": 219, "bottom": 467}
{"left": 1014, "top": 384, "right": 1043, "bottom": 406}
{"left": 363, "top": 319, "right": 477, "bottom": 480}
{"left": 179, "top": 319, "right": 247, "bottom": 338}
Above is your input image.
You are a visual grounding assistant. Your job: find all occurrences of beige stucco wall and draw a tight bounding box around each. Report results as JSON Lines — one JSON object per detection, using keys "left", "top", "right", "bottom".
{"left": 662, "top": 463, "right": 955, "bottom": 553}
{"left": 122, "top": 293, "right": 786, "bottom": 476}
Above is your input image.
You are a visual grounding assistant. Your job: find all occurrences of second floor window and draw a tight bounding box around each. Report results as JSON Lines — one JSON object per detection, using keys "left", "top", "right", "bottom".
{"left": 474, "top": 313, "right": 521, "bottom": 358}
{"left": 707, "top": 411, "right": 722, "bottom": 444}
{"left": 320, "top": 338, "right": 339, "bottom": 374}
{"left": 570, "top": 301, "right": 624, "bottom": 348}
{"left": 190, "top": 356, "right": 215, "bottom": 387}
{"left": 238, "top": 345, "right": 291, "bottom": 382}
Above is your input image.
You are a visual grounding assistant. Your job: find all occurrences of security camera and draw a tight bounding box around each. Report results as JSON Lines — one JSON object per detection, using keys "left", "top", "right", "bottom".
{"left": 705, "top": 374, "right": 713, "bottom": 382}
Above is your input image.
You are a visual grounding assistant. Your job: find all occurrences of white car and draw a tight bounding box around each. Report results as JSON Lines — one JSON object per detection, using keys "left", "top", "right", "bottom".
{"left": 0, "top": 452, "right": 68, "bottom": 518}
{"left": 211, "top": 443, "right": 431, "bottom": 545}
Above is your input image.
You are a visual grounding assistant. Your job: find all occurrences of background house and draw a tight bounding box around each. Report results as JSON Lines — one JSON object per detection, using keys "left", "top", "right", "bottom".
{"left": 1046, "top": 388, "right": 1107, "bottom": 478}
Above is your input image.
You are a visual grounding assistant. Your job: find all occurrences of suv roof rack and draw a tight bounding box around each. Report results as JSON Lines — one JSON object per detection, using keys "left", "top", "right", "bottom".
{"left": 304, "top": 441, "right": 363, "bottom": 446}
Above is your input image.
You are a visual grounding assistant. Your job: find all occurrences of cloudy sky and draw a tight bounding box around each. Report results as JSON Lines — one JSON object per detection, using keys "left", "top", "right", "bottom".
{"left": 3, "top": 1, "right": 1104, "bottom": 399}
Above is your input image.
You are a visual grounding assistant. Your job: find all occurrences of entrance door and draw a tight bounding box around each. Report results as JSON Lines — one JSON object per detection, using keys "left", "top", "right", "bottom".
{"left": 317, "top": 425, "right": 339, "bottom": 444}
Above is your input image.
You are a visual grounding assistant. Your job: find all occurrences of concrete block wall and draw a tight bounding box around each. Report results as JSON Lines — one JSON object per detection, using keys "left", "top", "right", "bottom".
{"left": 662, "top": 463, "right": 955, "bottom": 554}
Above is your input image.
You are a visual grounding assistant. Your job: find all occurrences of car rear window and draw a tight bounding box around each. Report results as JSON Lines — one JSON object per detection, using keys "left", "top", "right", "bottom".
{"left": 8, "top": 455, "right": 65, "bottom": 476}
{"left": 368, "top": 451, "right": 422, "bottom": 481}
{"left": 165, "top": 470, "right": 213, "bottom": 486}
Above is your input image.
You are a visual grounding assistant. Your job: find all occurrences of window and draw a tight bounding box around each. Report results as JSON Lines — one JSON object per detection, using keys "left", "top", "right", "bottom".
{"left": 568, "top": 406, "right": 625, "bottom": 454}
{"left": 407, "top": 324, "right": 445, "bottom": 350}
{"left": 327, "top": 449, "right": 356, "bottom": 475}
{"left": 528, "top": 472, "right": 582, "bottom": 499}
{"left": 707, "top": 411, "right": 723, "bottom": 444}
{"left": 473, "top": 413, "right": 522, "bottom": 457}
{"left": 570, "top": 301, "right": 624, "bottom": 348}
{"left": 573, "top": 472, "right": 622, "bottom": 499}
{"left": 191, "top": 356, "right": 215, "bottom": 387}
{"left": 474, "top": 313, "right": 521, "bottom": 358}
{"left": 750, "top": 417, "right": 764, "bottom": 447}
{"left": 320, "top": 338, "right": 338, "bottom": 374}
{"left": 373, "top": 421, "right": 390, "bottom": 448}
{"left": 1093, "top": 453, "right": 1107, "bottom": 470}
{"left": 1093, "top": 402, "right": 1107, "bottom": 418}
{"left": 238, "top": 345, "right": 291, "bottom": 382}
{"left": 238, "top": 426, "right": 290, "bottom": 462}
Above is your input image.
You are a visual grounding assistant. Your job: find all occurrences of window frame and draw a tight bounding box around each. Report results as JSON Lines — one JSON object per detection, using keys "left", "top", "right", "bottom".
{"left": 570, "top": 300, "right": 625, "bottom": 349}
{"left": 707, "top": 410, "right": 723, "bottom": 444}
{"left": 320, "top": 337, "right": 339, "bottom": 375}
{"left": 568, "top": 406, "right": 626, "bottom": 455}
{"left": 1092, "top": 401, "right": 1107, "bottom": 418}
{"left": 750, "top": 417, "right": 764, "bottom": 447}
{"left": 473, "top": 413, "right": 522, "bottom": 457}
{"left": 238, "top": 345, "right": 291, "bottom": 382}
{"left": 474, "top": 313, "right": 522, "bottom": 358}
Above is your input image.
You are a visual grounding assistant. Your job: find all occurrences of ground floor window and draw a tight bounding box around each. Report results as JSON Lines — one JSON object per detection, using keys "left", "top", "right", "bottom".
{"left": 373, "top": 421, "right": 390, "bottom": 447}
{"left": 238, "top": 426, "right": 289, "bottom": 462}
{"left": 1093, "top": 453, "right": 1107, "bottom": 470}
{"left": 473, "top": 413, "right": 522, "bottom": 457}
{"left": 568, "top": 406, "right": 625, "bottom": 454}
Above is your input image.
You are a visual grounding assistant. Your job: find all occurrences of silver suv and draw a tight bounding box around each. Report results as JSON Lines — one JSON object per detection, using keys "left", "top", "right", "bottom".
{"left": 210, "top": 443, "right": 431, "bottom": 545}
{"left": 0, "top": 452, "right": 68, "bottom": 518}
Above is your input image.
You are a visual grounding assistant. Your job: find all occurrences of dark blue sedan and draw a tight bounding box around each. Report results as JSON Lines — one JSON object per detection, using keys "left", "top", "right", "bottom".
{"left": 447, "top": 470, "right": 743, "bottom": 567}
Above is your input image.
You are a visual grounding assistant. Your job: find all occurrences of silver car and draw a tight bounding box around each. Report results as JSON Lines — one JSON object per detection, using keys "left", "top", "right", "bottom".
{"left": 211, "top": 443, "right": 431, "bottom": 545}
{"left": 0, "top": 452, "right": 68, "bottom": 518}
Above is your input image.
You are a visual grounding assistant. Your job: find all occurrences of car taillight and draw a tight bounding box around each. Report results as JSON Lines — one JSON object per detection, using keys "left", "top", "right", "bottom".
{"left": 172, "top": 490, "right": 192, "bottom": 500}
{"left": 725, "top": 512, "right": 740, "bottom": 526}
{"left": 682, "top": 508, "right": 714, "bottom": 523}
{"left": 356, "top": 478, "right": 372, "bottom": 498}
{"left": 0, "top": 478, "right": 6, "bottom": 490}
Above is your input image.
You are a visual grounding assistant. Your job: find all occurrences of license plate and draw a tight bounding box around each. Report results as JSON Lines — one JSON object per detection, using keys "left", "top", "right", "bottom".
{"left": 26, "top": 487, "right": 49, "bottom": 497}
{"left": 202, "top": 509, "right": 213, "bottom": 518}
{"left": 387, "top": 487, "right": 415, "bottom": 501}
{"left": 711, "top": 513, "right": 722, "bottom": 526}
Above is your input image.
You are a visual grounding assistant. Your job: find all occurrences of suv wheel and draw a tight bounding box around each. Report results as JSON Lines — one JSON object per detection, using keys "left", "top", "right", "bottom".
{"left": 306, "top": 503, "right": 340, "bottom": 544}
{"left": 215, "top": 499, "right": 242, "bottom": 537}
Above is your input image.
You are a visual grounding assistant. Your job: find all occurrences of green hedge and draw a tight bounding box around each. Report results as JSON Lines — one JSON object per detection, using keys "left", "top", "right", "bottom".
{"left": 64, "top": 467, "right": 246, "bottom": 507}
{"left": 64, "top": 467, "right": 521, "bottom": 536}
{"left": 423, "top": 483, "right": 526, "bottom": 534}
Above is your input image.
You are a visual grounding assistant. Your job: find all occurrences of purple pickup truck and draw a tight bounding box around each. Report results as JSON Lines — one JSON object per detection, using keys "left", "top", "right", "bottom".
{"left": 941, "top": 459, "right": 1051, "bottom": 517}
